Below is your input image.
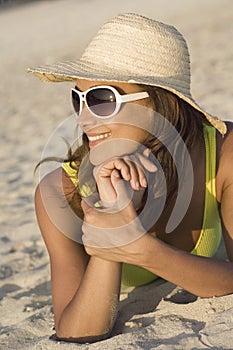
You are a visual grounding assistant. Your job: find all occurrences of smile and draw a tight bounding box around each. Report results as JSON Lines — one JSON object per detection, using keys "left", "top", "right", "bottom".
{"left": 88, "top": 132, "right": 112, "bottom": 142}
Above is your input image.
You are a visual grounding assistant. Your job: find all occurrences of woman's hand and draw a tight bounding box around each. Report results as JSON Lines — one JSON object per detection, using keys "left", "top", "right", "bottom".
{"left": 93, "top": 147, "right": 157, "bottom": 207}
{"left": 81, "top": 147, "right": 157, "bottom": 262}
{"left": 81, "top": 174, "right": 148, "bottom": 263}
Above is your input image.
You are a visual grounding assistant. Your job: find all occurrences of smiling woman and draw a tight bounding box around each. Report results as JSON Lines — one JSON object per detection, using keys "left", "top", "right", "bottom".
{"left": 29, "top": 13, "right": 233, "bottom": 344}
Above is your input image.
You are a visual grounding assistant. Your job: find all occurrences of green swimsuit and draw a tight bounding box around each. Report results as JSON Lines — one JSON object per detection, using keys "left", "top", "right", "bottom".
{"left": 62, "top": 125, "right": 222, "bottom": 286}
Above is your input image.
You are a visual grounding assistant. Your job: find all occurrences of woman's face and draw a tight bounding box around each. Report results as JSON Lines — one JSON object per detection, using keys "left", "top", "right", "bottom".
{"left": 75, "top": 79, "right": 155, "bottom": 164}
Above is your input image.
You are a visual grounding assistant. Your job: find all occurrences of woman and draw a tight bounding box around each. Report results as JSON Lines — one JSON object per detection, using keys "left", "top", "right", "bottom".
{"left": 29, "top": 13, "right": 233, "bottom": 343}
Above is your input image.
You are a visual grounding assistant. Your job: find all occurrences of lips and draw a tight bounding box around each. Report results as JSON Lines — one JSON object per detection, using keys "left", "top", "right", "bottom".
{"left": 87, "top": 132, "right": 112, "bottom": 146}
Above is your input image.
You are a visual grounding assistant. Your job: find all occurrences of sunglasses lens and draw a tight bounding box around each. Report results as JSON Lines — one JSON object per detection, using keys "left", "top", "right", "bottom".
{"left": 71, "top": 90, "right": 81, "bottom": 115}
{"left": 86, "top": 88, "right": 116, "bottom": 117}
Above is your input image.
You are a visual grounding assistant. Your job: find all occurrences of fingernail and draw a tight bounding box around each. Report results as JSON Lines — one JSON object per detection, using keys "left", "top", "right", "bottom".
{"left": 113, "top": 170, "right": 120, "bottom": 178}
{"left": 144, "top": 148, "right": 151, "bottom": 156}
{"left": 142, "top": 178, "right": 147, "bottom": 187}
{"left": 150, "top": 164, "right": 157, "bottom": 172}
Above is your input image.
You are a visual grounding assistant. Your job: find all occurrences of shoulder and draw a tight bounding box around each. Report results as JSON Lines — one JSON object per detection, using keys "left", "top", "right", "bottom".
{"left": 218, "top": 121, "right": 233, "bottom": 162}
{"left": 216, "top": 121, "right": 233, "bottom": 200}
{"left": 36, "top": 166, "right": 75, "bottom": 195}
{"left": 35, "top": 167, "right": 83, "bottom": 242}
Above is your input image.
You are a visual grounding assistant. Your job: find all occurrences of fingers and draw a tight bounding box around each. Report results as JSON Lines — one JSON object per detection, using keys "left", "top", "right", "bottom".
{"left": 137, "top": 150, "right": 157, "bottom": 173}
{"left": 119, "top": 149, "right": 157, "bottom": 190}
{"left": 110, "top": 176, "right": 133, "bottom": 211}
{"left": 122, "top": 155, "right": 146, "bottom": 190}
{"left": 94, "top": 148, "right": 157, "bottom": 192}
{"left": 111, "top": 154, "right": 154, "bottom": 191}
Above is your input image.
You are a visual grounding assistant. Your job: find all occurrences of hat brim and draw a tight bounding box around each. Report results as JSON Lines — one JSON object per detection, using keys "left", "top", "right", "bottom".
{"left": 27, "top": 60, "right": 227, "bottom": 135}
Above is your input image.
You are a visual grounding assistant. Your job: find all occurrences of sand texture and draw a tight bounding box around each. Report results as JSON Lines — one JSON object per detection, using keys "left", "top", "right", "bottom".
{"left": 0, "top": 0, "right": 233, "bottom": 348}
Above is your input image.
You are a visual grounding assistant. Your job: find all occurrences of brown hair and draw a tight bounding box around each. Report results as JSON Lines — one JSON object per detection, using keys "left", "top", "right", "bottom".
{"left": 139, "top": 85, "right": 209, "bottom": 201}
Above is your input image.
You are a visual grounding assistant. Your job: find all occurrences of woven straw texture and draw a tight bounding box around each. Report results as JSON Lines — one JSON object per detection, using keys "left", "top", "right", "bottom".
{"left": 28, "top": 13, "right": 226, "bottom": 135}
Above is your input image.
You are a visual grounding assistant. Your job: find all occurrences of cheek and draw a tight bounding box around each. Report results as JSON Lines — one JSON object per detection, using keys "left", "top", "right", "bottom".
{"left": 133, "top": 129, "right": 150, "bottom": 143}
{"left": 109, "top": 124, "right": 148, "bottom": 142}
{"left": 109, "top": 104, "right": 155, "bottom": 136}
{"left": 118, "top": 126, "right": 147, "bottom": 144}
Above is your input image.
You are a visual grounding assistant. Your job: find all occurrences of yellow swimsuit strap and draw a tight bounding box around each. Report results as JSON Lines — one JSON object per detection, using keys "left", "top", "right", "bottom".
{"left": 62, "top": 162, "right": 92, "bottom": 198}
{"left": 191, "top": 125, "right": 222, "bottom": 257}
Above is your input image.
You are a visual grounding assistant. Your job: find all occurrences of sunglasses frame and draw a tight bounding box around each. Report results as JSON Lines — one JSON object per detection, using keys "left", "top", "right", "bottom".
{"left": 71, "top": 85, "right": 149, "bottom": 118}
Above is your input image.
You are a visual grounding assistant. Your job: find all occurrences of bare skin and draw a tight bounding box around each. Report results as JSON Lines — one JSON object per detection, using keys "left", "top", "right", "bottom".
{"left": 35, "top": 79, "right": 233, "bottom": 342}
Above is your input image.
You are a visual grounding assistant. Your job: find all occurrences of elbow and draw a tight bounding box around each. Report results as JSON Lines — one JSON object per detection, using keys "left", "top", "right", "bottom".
{"left": 55, "top": 328, "right": 112, "bottom": 344}
{"left": 195, "top": 286, "right": 233, "bottom": 299}
{"left": 199, "top": 290, "right": 233, "bottom": 298}
{"left": 55, "top": 319, "right": 115, "bottom": 344}
{"left": 55, "top": 301, "right": 118, "bottom": 343}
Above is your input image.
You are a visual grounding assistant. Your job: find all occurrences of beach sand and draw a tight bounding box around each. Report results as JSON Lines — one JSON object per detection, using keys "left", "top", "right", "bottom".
{"left": 0, "top": 0, "right": 233, "bottom": 348}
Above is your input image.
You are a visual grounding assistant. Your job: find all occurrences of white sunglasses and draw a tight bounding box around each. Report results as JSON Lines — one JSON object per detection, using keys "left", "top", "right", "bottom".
{"left": 71, "top": 85, "right": 149, "bottom": 118}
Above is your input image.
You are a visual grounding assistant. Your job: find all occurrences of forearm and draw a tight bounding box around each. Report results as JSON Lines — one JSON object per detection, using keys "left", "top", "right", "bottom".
{"left": 133, "top": 234, "right": 233, "bottom": 297}
{"left": 56, "top": 257, "right": 122, "bottom": 341}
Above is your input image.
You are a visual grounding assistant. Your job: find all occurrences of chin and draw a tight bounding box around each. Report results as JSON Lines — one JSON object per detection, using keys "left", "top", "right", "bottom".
{"left": 89, "top": 138, "right": 140, "bottom": 165}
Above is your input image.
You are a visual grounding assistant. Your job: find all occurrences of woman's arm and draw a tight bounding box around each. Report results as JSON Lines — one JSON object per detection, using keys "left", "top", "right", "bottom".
{"left": 141, "top": 126, "right": 233, "bottom": 297}
{"left": 81, "top": 169, "right": 233, "bottom": 298}
{"left": 133, "top": 233, "right": 233, "bottom": 298}
{"left": 57, "top": 257, "right": 121, "bottom": 341}
{"left": 82, "top": 196, "right": 233, "bottom": 298}
{"left": 83, "top": 202, "right": 233, "bottom": 298}
{"left": 35, "top": 168, "right": 121, "bottom": 342}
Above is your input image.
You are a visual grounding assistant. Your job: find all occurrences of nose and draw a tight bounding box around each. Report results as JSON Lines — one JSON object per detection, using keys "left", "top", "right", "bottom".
{"left": 76, "top": 107, "right": 98, "bottom": 131}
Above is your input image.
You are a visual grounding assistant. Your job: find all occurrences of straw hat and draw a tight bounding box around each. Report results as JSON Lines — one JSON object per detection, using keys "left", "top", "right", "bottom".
{"left": 28, "top": 13, "right": 226, "bottom": 135}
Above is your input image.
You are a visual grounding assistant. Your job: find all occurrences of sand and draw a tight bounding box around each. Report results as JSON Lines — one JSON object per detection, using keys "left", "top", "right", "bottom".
{"left": 0, "top": 0, "right": 233, "bottom": 348}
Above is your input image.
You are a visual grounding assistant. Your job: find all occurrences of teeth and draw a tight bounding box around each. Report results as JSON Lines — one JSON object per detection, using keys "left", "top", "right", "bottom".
{"left": 88, "top": 133, "right": 111, "bottom": 142}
